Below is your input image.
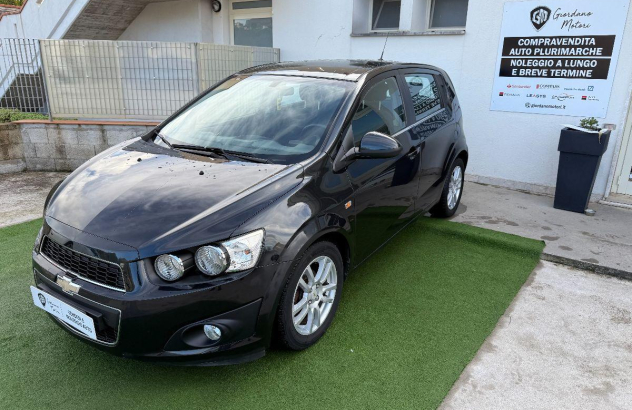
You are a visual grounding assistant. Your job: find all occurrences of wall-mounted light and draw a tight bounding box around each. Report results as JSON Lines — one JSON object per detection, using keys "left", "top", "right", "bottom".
{"left": 212, "top": 0, "right": 222, "bottom": 12}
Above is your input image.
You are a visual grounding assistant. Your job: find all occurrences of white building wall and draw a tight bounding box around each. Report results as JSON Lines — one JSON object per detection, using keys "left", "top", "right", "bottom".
{"left": 272, "top": 0, "right": 632, "bottom": 197}
{"left": 118, "top": 0, "right": 220, "bottom": 43}
{"left": 0, "top": 0, "right": 89, "bottom": 39}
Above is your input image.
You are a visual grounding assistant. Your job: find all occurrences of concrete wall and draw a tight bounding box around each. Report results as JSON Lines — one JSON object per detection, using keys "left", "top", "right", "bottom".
{"left": 271, "top": 0, "right": 632, "bottom": 198}
{"left": 0, "top": 122, "right": 155, "bottom": 173}
{"left": 0, "top": 0, "right": 89, "bottom": 39}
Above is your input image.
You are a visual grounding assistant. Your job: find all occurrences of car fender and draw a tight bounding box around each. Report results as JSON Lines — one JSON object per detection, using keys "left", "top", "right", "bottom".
{"left": 259, "top": 220, "right": 352, "bottom": 347}
{"left": 439, "top": 124, "right": 468, "bottom": 182}
{"left": 234, "top": 176, "right": 353, "bottom": 347}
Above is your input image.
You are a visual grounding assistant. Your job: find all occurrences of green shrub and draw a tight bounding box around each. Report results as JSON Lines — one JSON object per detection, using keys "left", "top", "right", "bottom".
{"left": 579, "top": 117, "right": 600, "bottom": 131}
{"left": 1, "top": 1, "right": 23, "bottom": 6}
{"left": 0, "top": 109, "right": 48, "bottom": 123}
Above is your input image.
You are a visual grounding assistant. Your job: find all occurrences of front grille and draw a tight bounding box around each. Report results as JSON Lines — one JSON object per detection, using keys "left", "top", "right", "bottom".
{"left": 41, "top": 237, "right": 126, "bottom": 291}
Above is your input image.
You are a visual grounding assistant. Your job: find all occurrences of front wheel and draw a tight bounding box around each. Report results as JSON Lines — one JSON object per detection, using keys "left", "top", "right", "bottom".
{"left": 430, "top": 158, "right": 464, "bottom": 218}
{"left": 274, "top": 241, "right": 343, "bottom": 350}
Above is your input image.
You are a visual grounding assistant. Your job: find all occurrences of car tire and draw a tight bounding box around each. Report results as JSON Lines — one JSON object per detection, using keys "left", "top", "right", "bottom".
{"left": 275, "top": 241, "right": 344, "bottom": 351}
{"left": 429, "top": 158, "right": 465, "bottom": 218}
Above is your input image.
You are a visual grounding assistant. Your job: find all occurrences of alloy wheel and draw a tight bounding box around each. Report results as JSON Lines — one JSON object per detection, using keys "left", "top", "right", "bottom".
{"left": 292, "top": 255, "right": 337, "bottom": 336}
{"left": 447, "top": 165, "right": 463, "bottom": 210}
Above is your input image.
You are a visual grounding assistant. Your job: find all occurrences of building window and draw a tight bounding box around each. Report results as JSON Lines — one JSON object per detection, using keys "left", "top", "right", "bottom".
{"left": 230, "top": 0, "right": 273, "bottom": 47}
{"left": 429, "top": 0, "right": 469, "bottom": 29}
{"left": 352, "top": 0, "right": 468, "bottom": 35}
{"left": 372, "top": 0, "right": 401, "bottom": 31}
{"left": 232, "top": 0, "right": 272, "bottom": 10}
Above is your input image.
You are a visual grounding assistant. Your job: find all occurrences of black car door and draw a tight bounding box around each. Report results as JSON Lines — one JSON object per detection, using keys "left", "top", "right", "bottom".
{"left": 399, "top": 69, "right": 457, "bottom": 212}
{"left": 344, "top": 73, "right": 420, "bottom": 265}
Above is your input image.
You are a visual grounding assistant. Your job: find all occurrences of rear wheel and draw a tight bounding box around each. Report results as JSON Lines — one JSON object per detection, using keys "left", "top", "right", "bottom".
{"left": 430, "top": 158, "right": 464, "bottom": 218}
{"left": 275, "top": 241, "right": 343, "bottom": 350}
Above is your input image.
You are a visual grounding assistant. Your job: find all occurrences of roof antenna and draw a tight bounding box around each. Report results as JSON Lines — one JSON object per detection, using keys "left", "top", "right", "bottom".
{"left": 379, "top": 32, "right": 390, "bottom": 61}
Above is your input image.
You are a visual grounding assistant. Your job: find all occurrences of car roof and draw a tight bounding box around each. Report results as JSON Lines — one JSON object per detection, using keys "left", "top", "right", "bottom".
{"left": 238, "top": 59, "right": 443, "bottom": 81}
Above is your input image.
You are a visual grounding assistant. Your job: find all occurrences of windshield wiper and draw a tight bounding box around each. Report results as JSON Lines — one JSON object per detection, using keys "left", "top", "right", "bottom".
{"left": 171, "top": 144, "right": 230, "bottom": 160}
{"left": 154, "top": 132, "right": 173, "bottom": 149}
{"left": 172, "top": 144, "right": 271, "bottom": 164}
{"left": 223, "top": 150, "right": 272, "bottom": 164}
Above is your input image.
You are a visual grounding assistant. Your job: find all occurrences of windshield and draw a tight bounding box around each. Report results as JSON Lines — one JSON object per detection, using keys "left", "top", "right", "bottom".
{"left": 159, "top": 75, "right": 354, "bottom": 164}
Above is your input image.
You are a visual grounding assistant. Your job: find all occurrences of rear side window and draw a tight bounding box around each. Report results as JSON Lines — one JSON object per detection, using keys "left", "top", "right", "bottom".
{"left": 351, "top": 77, "right": 406, "bottom": 145}
{"left": 404, "top": 74, "right": 442, "bottom": 122}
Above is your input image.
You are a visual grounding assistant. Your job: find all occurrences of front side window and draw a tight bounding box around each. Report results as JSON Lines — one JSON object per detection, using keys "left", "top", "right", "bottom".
{"left": 351, "top": 77, "right": 406, "bottom": 145}
{"left": 404, "top": 74, "right": 442, "bottom": 121}
{"left": 372, "top": 0, "right": 401, "bottom": 30}
{"left": 160, "top": 75, "right": 354, "bottom": 164}
{"left": 430, "top": 0, "right": 469, "bottom": 28}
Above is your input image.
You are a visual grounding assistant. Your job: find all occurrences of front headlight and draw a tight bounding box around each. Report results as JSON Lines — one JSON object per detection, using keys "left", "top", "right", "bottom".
{"left": 195, "top": 246, "right": 228, "bottom": 276}
{"left": 221, "top": 229, "right": 265, "bottom": 272}
{"left": 154, "top": 254, "right": 185, "bottom": 282}
{"left": 156, "top": 229, "right": 265, "bottom": 282}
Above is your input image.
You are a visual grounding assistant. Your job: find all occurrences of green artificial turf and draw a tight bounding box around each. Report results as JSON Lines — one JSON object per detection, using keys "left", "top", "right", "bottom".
{"left": 0, "top": 218, "right": 543, "bottom": 410}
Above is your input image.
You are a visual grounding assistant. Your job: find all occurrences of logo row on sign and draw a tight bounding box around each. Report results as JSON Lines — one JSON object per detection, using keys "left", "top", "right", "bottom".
{"left": 499, "top": 92, "right": 599, "bottom": 102}
{"left": 505, "top": 84, "right": 594, "bottom": 91}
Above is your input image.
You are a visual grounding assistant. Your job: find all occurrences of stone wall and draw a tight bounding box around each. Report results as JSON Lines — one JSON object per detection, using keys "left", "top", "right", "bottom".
{"left": 0, "top": 123, "right": 25, "bottom": 173}
{"left": 0, "top": 121, "right": 157, "bottom": 174}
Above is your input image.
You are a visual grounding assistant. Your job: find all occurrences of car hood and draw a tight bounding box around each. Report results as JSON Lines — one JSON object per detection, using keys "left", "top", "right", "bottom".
{"left": 46, "top": 139, "right": 304, "bottom": 256}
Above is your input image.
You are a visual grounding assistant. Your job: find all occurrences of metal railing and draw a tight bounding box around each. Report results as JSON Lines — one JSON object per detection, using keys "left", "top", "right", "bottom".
{"left": 0, "top": 38, "right": 49, "bottom": 115}
{"left": 0, "top": 38, "right": 280, "bottom": 120}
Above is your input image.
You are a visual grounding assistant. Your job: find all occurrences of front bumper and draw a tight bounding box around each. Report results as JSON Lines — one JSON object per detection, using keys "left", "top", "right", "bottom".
{"left": 31, "top": 223, "right": 285, "bottom": 365}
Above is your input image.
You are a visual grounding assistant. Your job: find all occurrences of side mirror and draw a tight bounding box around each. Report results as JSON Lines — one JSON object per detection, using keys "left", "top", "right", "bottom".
{"left": 333, "top": 130, "right": 402, "bottom": 172}
{"left": 357, "top": 132, "right": 402, "bottom": 159}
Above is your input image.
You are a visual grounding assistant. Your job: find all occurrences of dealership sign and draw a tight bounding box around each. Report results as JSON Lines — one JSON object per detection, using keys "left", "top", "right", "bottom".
{"left": 490, "top": 0, "right": 629, "bottom": 117}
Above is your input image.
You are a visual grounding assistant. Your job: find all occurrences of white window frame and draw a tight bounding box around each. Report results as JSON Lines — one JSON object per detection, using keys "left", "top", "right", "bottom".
{"left": 229, "top": 0, "right": 273, "bottom": 46}
{"left": 369, "top": 0, "right": 402, "bottom": 32}
{"left": 427, "top": 0, "right": 468, "bottom": 31}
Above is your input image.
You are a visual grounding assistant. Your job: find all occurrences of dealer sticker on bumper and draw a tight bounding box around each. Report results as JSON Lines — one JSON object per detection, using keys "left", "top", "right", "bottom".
{"left": 30, "top": 286, "right": 97, "bottom": 340}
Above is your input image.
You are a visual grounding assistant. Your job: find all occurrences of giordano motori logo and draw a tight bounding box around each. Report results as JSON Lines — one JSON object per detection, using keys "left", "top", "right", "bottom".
{"left": 38, "top": 293, "right": 46, "bottom": 307}
{"left": 530, "top": 6, "right": 551, "bottom": 31}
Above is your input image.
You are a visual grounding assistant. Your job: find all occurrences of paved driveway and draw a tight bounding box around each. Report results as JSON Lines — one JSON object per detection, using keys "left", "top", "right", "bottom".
{"left": 0, "top": 172, "right": 68, "bottom": 228}
{"left": 442, "top": 261, "right": 632, "bottom": 409}
{"left": 452, "top": 182, "right": 632, "bottom": 277}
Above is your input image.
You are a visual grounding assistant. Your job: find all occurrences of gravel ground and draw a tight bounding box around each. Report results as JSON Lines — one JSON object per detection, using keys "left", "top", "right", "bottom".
{"left": 0, "top": 172, "right": 68, "bottom": 228}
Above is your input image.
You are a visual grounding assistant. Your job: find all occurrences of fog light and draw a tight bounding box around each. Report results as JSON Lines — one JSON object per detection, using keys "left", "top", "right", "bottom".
{"left": 203, "top": 324, "right": 222, "bottom": 341}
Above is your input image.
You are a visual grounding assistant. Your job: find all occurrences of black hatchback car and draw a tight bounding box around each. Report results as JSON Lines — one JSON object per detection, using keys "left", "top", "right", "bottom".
{"left": 30, "top": 60, "right": 468, "bottom": 365}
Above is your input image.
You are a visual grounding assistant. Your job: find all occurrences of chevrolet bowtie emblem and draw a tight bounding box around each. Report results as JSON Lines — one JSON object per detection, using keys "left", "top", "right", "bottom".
{"left": 56, "top": 275, "right": 81, "bottom": 294}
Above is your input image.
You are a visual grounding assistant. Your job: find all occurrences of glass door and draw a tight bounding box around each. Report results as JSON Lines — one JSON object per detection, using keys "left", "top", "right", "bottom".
{"left": 230, "top": 0, "right": 273, "bottom": 47}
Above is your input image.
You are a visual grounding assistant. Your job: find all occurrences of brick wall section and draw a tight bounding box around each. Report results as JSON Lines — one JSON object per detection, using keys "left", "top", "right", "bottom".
{"left": 0, "top": 121, "right": 158, "bottom": 173}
